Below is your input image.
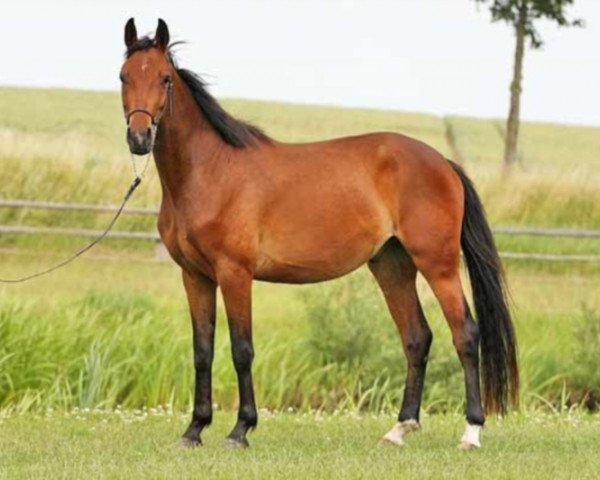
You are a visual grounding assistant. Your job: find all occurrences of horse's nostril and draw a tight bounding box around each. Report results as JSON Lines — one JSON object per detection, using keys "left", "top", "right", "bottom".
{"left": 147, "top": 127, "right": 152, "bottom": 138}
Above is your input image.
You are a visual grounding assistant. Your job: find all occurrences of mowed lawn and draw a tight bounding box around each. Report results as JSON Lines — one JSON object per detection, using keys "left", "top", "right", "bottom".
{"left": 1, "top": 411, "right": 599, "bottom": 479}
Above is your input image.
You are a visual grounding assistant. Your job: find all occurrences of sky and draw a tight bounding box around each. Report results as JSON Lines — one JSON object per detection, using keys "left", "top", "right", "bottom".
{"left": 1, "top": 0, "right": 598, "bottom": 126}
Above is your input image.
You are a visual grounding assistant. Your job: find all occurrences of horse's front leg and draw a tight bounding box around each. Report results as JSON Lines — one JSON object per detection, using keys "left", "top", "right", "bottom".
{"left": 181, "top": 271, "right": 217, "bottom": 447}
{"left": 219, "top": 264, "right": 257, "bottom": 448}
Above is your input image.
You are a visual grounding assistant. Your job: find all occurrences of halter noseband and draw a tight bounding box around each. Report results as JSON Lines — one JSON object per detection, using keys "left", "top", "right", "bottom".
{"left": 126, "top": 108, "right": 158, "bottom": 125}
{"left": 125, "top": 81, "right": 173, "bottom": 126}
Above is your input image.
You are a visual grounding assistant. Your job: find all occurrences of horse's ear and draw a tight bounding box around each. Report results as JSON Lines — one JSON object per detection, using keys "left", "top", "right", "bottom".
{"left": 156, "top": 19, "right": 170, "bottom": 50}
{"left": 124, "top": 18, "right": 138, "bottom": 48}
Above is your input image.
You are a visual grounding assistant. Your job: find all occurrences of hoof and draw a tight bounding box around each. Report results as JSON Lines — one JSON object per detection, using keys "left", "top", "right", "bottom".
{"left": 458, "top": 441, "right": 480, "bottom": 450}
{"left": 459, "top": 423, "right": 482, "bottom": 449}
{"left": 380, "top": 437, "right": 406, "bottom": 447}
{"left": 381, "top": 420, "right": 420, "bottom": 447}
{"left": 179, "top": 436, "right": 201, "bottom": 448}
{"left": 223, "top": 437, "right": 249, "bottom": 449}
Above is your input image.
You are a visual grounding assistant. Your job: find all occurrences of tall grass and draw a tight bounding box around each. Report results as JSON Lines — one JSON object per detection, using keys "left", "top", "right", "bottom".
{"left": 1, "top": 88, "right": 598, "bottom": 260}
{"left": 302, "top": 270, "right": 463, "bottom": 413}
{"left": 0, "top": 262, "right": 597, "bottom": 414}
{"left": 445, "top": 116, "right": 600, "bottom": 229}
{"left": 0, "top": 286, "right": 393, "bottom": 413}
{"left": 305, "top": 269, "right": 600, "bottom": 414}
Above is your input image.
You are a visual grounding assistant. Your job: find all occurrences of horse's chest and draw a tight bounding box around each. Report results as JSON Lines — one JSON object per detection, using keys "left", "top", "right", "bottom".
{"left": 157, "top": 211, "right": 217, "bottom": 279}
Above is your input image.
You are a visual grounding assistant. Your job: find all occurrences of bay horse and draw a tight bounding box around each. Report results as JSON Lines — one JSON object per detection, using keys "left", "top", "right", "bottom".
{"left": 120, "top": 19, "right": 518, "bottom": 449}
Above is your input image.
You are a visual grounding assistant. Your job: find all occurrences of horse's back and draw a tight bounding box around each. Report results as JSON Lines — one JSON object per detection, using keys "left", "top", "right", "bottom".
{"left": 264, "top": 131, "right": 464, "bottom": 232}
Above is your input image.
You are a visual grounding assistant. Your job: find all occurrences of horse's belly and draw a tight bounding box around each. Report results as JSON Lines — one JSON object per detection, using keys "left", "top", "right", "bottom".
{"left": 253, "top": 253, "right": 367, "bottom": 284}
{"left": 254, "top": 229, "right": 391, "bottom": 284}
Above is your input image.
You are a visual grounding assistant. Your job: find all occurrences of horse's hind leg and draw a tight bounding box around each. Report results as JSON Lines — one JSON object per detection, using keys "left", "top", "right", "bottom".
{"left": 402, "top": 227, "right": 485, "bottom": 448}
{"left": 368, "top": 239, "right": 433, "bottom": 446}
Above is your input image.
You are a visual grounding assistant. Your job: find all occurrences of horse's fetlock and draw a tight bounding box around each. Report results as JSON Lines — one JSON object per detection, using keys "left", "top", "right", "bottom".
{"left": 239, "top": 405, "right": 258, "bottom": 427}
{"left": 194, "top": 406, "right": 213, "bottom": 426}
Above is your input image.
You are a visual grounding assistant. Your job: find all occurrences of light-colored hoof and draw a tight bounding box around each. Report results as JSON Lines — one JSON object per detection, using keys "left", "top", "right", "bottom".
{"left": 459, "top": 423, "right": 482, "bottom": 449}
{"left": 458, "top": 441, "right": 480, "bottom": 450}
{"left": 179, "top": 437, "right": 201, "bottom": 448}
{"left": 381, "top": 420, "right": 421, "bottom": 446}
{"left": 223, "top": 437, "right": 249, "bottom": 449}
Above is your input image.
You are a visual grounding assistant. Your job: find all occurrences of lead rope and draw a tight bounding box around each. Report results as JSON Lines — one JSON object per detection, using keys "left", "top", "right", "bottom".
{"left": 0, "top": 153, "right": 152, "bottom": 284}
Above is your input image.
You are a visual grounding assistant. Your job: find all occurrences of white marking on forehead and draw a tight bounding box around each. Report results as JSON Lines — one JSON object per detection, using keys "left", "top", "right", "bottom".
{"left": 141, "top": 60, "right": 149, "bottom": 73}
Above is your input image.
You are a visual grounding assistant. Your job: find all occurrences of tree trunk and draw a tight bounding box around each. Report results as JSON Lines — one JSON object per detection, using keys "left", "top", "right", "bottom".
{"left": 504, "top": 2, "right": 527, "bottom": 169}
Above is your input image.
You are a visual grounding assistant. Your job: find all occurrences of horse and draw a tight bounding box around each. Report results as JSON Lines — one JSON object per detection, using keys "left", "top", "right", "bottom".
{"left": 120, "top": 18, "right": 518, "bottom": 449}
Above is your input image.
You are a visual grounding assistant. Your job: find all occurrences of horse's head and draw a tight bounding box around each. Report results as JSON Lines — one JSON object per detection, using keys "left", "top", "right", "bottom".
{"left": 120, "top": 18, "right": 174, "bottom": 155}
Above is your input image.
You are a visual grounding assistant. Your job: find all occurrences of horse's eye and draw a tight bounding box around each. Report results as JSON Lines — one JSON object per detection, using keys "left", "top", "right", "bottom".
{"left": 119, "top": 73, "right": 126, "bottom": 84}
{"left": 162, "top": 75, "right": 172, "bottom": 86}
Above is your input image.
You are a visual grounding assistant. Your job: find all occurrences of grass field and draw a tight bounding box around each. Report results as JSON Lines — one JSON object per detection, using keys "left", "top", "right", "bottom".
{"left": 1, "top": 86, "right": 599, "bottom": 253}
{"left": 0, "top": 246, "right": 598, "bottom": 414}
{"left": 1, "top": 411, "right": 599, "bottom": 479}
{"left": 0, "top": 85, "right": 599, "bottom": 476}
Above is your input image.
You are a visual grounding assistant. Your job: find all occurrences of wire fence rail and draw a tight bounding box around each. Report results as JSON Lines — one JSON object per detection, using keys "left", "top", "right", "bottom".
{"left": 1, "top": 197, "right": 599, "bottom": 263}
{"left": 0, "top": 198, "right": 158, "bottom": 215}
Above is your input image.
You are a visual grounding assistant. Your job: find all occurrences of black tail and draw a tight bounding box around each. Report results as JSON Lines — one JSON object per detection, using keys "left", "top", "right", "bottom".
{"left": 451, "top": 162, "right": 519, "bottom": 415}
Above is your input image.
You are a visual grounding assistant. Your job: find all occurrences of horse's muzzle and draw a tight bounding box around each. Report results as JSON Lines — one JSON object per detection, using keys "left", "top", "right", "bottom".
{"left": 127, "top": 126, "right": 154, "bottom": 155}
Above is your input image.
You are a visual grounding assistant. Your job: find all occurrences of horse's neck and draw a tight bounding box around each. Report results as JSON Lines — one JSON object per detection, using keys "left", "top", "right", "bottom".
{"left": 153, "top": 79, "right": 223, "bottom": 203}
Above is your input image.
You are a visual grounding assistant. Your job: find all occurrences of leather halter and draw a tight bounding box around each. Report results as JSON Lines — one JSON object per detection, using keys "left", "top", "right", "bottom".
{"left": 126, "top": 108, "right": 158, "bottom": 125}
{"left": 125, "top": 81, "right": 173, "bottom": 126}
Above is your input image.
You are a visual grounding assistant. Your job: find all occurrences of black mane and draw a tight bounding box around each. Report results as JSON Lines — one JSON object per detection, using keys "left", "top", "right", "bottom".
{"left": 126, "top": 37, "right": 270, "bottom": 148}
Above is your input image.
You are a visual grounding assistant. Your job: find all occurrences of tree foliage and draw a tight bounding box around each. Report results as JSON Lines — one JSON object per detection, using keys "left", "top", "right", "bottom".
{"left": 475, "top": 0, "right": 584, "bottom": 48}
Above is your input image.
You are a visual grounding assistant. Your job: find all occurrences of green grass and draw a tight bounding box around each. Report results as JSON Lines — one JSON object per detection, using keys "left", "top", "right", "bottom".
{"left": 1, "top": 85, "right": 599, "bottom": 476}
{"left": 0, "top": 252, "right": 598, "bottom": 413}
{"left": 1, "top": 411, "right": 599, "bottom": 479}
{"left": 0, "top": 87, "right": 599, "bottom": 421}
{"left": 1, "top": 86, "right": 598, "bottom": 263}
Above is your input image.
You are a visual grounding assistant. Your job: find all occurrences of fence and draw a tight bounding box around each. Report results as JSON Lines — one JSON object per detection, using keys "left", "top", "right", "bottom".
{"left": 1, "top": 198, "right": 599, "bottom": 263}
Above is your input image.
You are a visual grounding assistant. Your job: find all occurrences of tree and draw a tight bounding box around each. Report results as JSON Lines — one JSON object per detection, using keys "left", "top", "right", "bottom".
{"left": 475, "top": 0, "right": 583, "bottom": 169}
